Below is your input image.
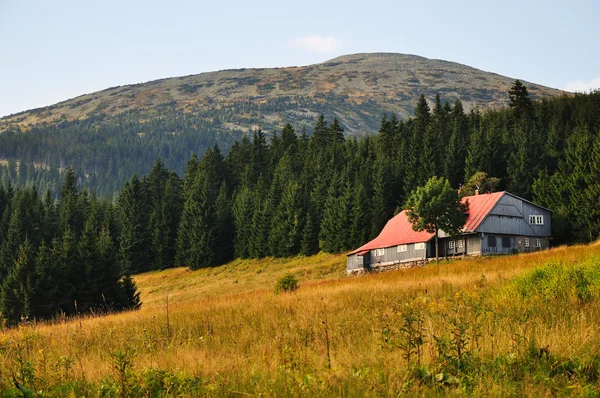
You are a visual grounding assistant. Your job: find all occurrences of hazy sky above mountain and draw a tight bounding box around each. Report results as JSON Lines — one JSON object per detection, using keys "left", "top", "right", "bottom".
{"left": 0, "top": 0, "right": 598, "bottom": 117}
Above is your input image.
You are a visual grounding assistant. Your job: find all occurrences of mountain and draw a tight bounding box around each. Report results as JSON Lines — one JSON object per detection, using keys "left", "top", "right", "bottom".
{"left": 0, "top": 53, "right": 566, "bottom": 197}
{"left": 1, "top": 53, "right": 562, "bottom": 135}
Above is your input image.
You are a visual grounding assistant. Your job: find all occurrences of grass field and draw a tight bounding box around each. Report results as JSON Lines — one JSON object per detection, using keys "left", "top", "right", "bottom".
{"left": 2, "top": 244, "right": 600, "bottom": 396}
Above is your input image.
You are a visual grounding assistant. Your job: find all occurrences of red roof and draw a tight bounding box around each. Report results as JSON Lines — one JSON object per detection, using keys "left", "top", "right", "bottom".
{"left": 462, "top": 191, "right": 505, "bottom": 231}
{"left": 348, "top": 191, "right": 505, "bottom": 255}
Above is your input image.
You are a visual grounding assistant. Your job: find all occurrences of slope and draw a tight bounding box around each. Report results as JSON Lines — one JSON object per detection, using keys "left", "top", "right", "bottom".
{"left": 1, "top": 53, "right": 562, "bottom": 135}
{"left": 3, "top": 243, "right": 600, "bottom": 395}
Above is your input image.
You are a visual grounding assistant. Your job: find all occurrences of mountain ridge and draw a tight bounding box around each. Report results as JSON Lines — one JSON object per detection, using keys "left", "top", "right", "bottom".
{"left": 1, "top": 52, "right": 564, "bottom": 134}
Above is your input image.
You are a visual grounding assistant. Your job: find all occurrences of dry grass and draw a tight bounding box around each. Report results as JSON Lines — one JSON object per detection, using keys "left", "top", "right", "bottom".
{"left": 2, "top": 243, "right": 600, "bottom": 396}
{"left": 135, "top": 252, "right": 346, "bottom": 307}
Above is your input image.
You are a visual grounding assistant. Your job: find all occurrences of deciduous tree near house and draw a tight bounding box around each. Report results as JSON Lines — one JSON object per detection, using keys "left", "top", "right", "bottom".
{"left": 404, "top": 177, "right": 469, "bottom": 265}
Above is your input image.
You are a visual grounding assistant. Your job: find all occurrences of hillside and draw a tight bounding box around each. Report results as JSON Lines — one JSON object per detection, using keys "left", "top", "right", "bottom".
{"left": 1, "top": 53, "right": 562, "bottom": 135}
{"left": 3, "top": 244, "right": 600, "bottom": 395}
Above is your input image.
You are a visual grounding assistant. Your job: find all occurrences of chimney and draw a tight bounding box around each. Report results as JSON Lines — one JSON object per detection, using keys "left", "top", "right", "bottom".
{"left": 475, "top": 189, "right": 479, "bottom": 196}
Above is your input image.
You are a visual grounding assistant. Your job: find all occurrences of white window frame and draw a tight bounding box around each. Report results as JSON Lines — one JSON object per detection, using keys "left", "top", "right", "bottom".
{"left": 535, "top": 238, "right": 541, "bottom": 248}
{"left": 524, "top": 238, "right": 530, "bottom": 248}
{"left": 448, "top": 240, "right": 455, "bottom": 249}
{"left": 458, "top": 239, "right": 464, "bottom": 249}
{"left": 414, "top": 242, "right": 425, "bottom": 251}
{"left": 529, "top": 215, "right": 544, "bottom": 225}
{"left": 397, "top": 244, "right": 408, "bottom": 253}
{"left": 375, "top": 248, "right": 385, "bottom": 257}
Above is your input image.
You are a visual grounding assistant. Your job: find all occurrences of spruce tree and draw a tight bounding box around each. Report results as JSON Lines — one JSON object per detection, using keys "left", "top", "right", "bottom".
{"left": 233, "top": 185, "right": 255, "bottom": 259}
{"left": 349, "top": 183, "right": 371, "bottom": 248}
{"left": 269, "top": 182, "right": 304, "bottom": 257}
{"left": 300, "top": 205, "right": 319, "bottom": 256}
{"left": 443, "top": 99, "right": 469, "bottom": 187}
{"left": 249, "top": 193, "right": 271, "bottom": 259}
{"left": 116, "top": 175, "right": 151, "bottom": 274}
{"left": 118, "top": 275, "right": 141, "bottom": 311}
{"left": 59, "top": 167, "right": 84, "bottom": 237}
{"left": 32, "top": 241, "right": 58, "bottom": 319}
{"left": 0, "top": 239, "right": 36, "bottom": 326}
{"left": 75, "top": 220, "right": 99, "bottom": 310}
{"left": 214, "top": 182, "right": 234, "bottom": 265}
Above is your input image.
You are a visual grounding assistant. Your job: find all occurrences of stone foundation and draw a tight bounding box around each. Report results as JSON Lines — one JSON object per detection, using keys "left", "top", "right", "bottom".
{"left": 347, "top": 258, "right": 430, "bottom": 275}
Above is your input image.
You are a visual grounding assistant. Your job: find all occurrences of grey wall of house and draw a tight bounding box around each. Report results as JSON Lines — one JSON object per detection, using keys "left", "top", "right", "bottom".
{"left": 480, "top": 234, "right": 549, "bottom": 254}
{"left": 480, "top": 234, "right": 517, "bottom": 254}
{"left": 363, "top": 242, "right": 430, "bottom": 266}
{"left": 439, "top": 234, "right": 481, "bottom": 256}
{"left": 466, "top": 234, "right": 481, "bottom": 254}
{"left": 476, "top": 194, "right": 552, "bottom": 237}
{"left": 442, "top": 237, "right": 466, "bottom": 256}
{"left": 515, "top": 236, "right": 550, "bottom": 252}
{"left": 347, "top": 254, "right": 364, "bottom": 270}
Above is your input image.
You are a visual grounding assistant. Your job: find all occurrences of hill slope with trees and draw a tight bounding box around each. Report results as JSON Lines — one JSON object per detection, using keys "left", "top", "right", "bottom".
{"left": 2, "top": 82, "right": 600, "bottom": 328}
{"left": 0, "top": 54, "right": 564, "bottom": 196}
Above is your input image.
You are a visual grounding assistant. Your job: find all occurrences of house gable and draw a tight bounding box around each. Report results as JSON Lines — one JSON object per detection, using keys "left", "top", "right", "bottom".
{"left": 475, "top": 193, "right": 551, "bottom": 237}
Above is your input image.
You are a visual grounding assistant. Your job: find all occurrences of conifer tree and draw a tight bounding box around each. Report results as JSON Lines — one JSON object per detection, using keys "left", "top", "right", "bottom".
{"left": 330, "top": 117, "right": 345, "bottom": 144}
{"left": 370, "top": 160, "right": 394, "bottom": 239}
{"left": 96, "top": 226, "right": 124, "bottom": 310}
{"left": 116, "top": 175, "right": 151, "bottom": 274}
{"left": 0, "top": 239, "right": 36, "bottom": 326}
{"left": 269, "top": 182, "right": 304, "bottom": 257}
{"left": 118, "top": 274, "right": 141, "bottom": 311}
{"left": 251, "top": 129, "right": 269, "bottom": 184}
{"left": 42, "top": 189, "right": 59, "bottom": 242}
{"left": 249, "top": 199, "right": 270, "bottom": 258}
{"left": 443, "top": 100, "right": 469, "bottom": 187}
{"left": 214, "top": 182, "right": 234, "bottom": 265}
{"left": 75, "top": 220, "right": 103, "bottom": 310}
{"left": 300, "top": 205, "right": 319, "bottom": 256}
{"left": 180, "top": 180, "right": 216, "bottom": 269}
{"left": 233, "top": 185, "right": 255, "bottom": 259}
{"left": 508, "top": 79, "right": 534, "bottom": 122}
{"left": 32, "top": 241, "right": 58, "bottom": 319}
{"left": 59, "top": 168, "right": 84, "bottom": 237}
{"left": 349, "top": 183, "right": 371, "bottom": 248}
{"left": 464, "top": 117, "right": 489, "bottom": 181}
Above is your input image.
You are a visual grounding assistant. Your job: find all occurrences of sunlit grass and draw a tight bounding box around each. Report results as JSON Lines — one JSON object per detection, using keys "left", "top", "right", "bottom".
{"left": 2, "top": 242, "right": 600, "bottom": 396}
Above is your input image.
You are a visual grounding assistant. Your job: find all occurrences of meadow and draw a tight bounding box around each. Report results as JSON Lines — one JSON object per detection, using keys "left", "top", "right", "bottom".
{"left": 2, "top": 245, "right": 600, "bottom": 396}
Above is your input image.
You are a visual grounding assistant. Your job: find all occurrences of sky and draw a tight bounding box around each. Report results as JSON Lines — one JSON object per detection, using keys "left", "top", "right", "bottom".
{"left": 1, "top": 0, "right": 599, "bottom": 117}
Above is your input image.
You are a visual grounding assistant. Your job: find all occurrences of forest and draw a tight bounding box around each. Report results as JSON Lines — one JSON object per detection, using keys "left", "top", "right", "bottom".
{"left": 2, "top": 82, "right": 600, "bottom": 326}
{"left": 0, "top": 171, "right": 140, "bottom": 326}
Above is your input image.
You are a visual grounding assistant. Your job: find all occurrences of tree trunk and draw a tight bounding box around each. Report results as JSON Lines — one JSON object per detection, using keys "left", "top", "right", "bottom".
{"left": 435, "top": 229, "right": 439, "bottom": 265}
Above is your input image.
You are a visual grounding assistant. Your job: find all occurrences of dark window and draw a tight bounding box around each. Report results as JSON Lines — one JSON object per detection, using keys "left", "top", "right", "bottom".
{"left": 488, "top": 236, "right": 496, "bottom": 247}
{"left": 502, "top": 237, "right": 510, "bottom": 248}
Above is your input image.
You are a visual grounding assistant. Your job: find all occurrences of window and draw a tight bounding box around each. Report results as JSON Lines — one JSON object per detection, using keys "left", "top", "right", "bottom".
{"left": 488, "top": 236, "right": 497, "bottom": 247}
{"left": 536, "top": 238, "right": 541, "bottom": 248}
{"left": 458, "top": 240, "right": 464, "bottom": 249}
{"left": 375, "top": 248, "right": 385, "bottom": 257}
{"left": 397, "top": 244, "right": 407, "bottom": 253}
{"left": 524, "top": 238, "right": 529, "bottom": 247}
{"left": 529, "top": 215, "right": 544, "bottom": 225}
{"left": 448, "top": 240, "right": 455, "bottom": 249}
{"left": 415, "top": 242, "right": 425, "bottom": 250}
{"left": 502, "top": 236, "right": 511, "bottom": 248}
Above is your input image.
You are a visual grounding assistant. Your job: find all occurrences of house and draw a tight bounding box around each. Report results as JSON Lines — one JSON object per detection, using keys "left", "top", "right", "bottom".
{"left": 347, "top": 191, "right": 552, "bottom": 274}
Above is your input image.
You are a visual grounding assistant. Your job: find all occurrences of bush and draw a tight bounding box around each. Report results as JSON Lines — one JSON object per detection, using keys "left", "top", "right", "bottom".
{"left": 275, "top": 273, "right": 299, "bottom": 294}
{"left": 513, "top": 258, "right": 600, "bottom": 303}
